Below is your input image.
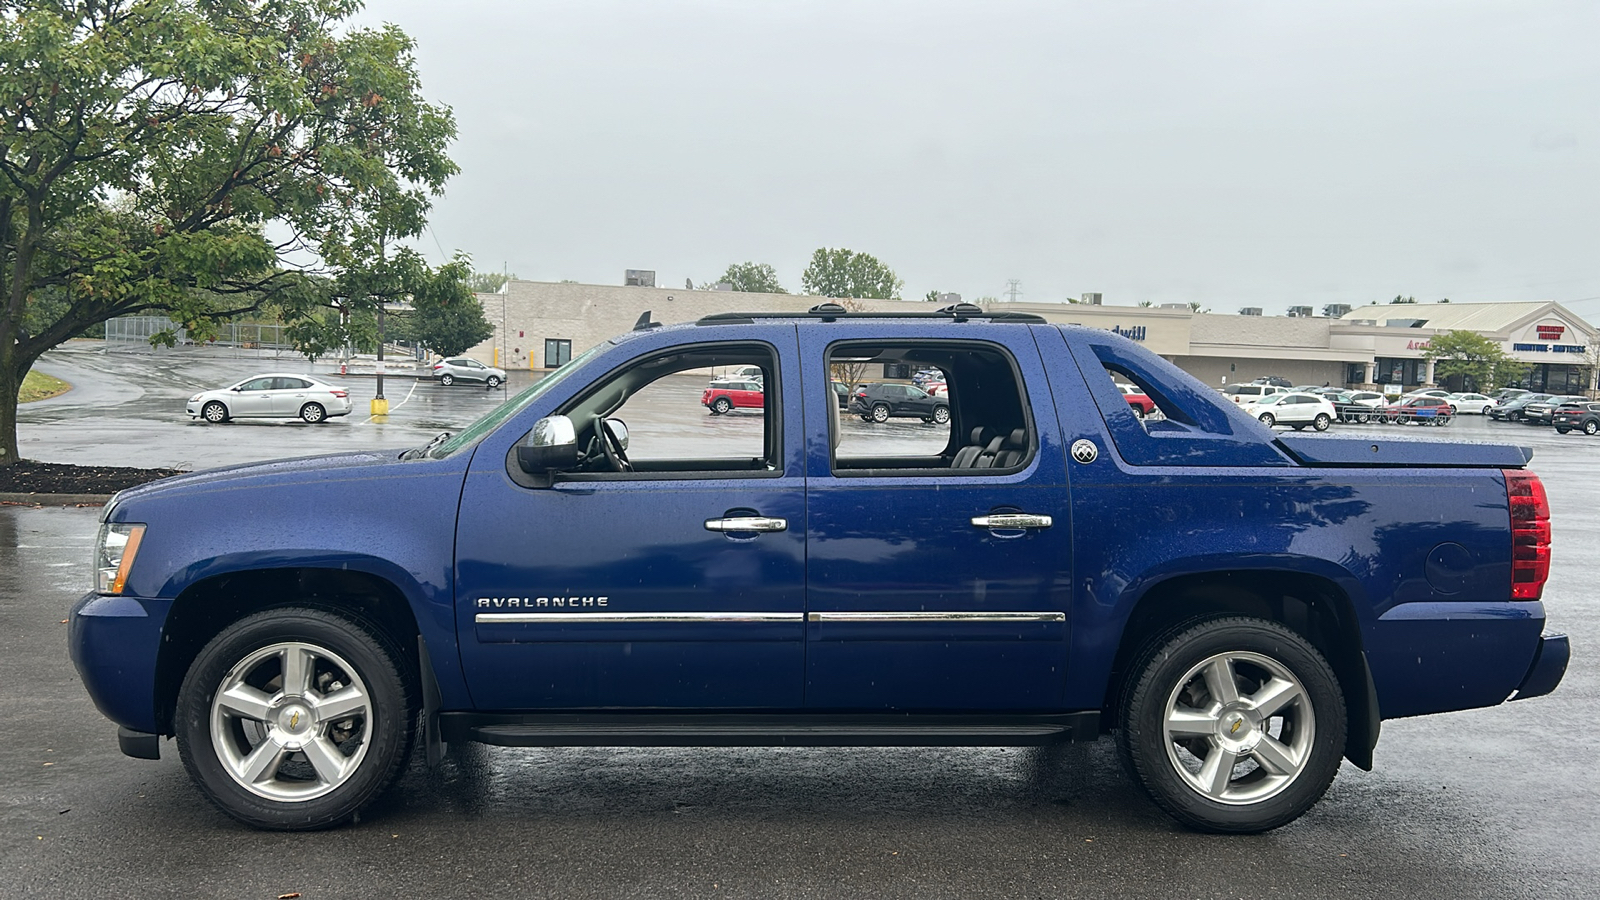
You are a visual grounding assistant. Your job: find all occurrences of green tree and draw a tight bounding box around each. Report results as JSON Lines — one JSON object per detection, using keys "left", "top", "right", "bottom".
{"left": 0, "top": 0, "right": 461, "bottom": 465}
{"left": 707, "top": 261, "right": 785, "bottom": 294}
{"left": 800, "top": 248, "right": 902, "bottom": 301}
{"left": 466, "top": 270, "right": 516, "bottom": 293}
{"left": 1424, "top": 329, "right": 1525, "bottom": 391}
{"left": 1390, "top": 295, "right": 1417, "bottom": 304}
{"left": 924, "top": 289, "right": 941, "bottom": 303}
{"left": 393, "top": 265, "right": 492, "bottom": 357}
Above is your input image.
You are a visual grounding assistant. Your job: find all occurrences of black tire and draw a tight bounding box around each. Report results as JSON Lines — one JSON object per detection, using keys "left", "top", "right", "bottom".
{"left": 871, "top": 403, "right": 890, "bottom": 423}
{"left": 1258, "top": 413, "right": 1275, "bottom": 427}
{"left": 1116, "top": 616, "right": 1347, "bottom": 834}
{"left": 486, "top": 375, "right": 501, "bottom": 388}
{"left": 1585, "top": 420, "right": 1599, "bottom": 436}
{"left": 175, "top": 607, "right": 416, "bottom": 831}
{"left": 300, "top": 403, "right": 326, "bottom": 424}
{"left": 712, "top": 397, "right": 732, "bottom": 415}
{"left": 1131, "top": 405, "right": 1146, "bottom": 419}
{"left": 932, "top": 405, "right": 951, "bottom": 425}
{"left": 439, "top": 373, "right": 454, "bottom": 386}
{"left": 1291, "top": 424, "right": 1304, "bottom": 431}
{"left": 1312, "top": 413, "right": 1331, "bottom": 432}
{"left": 1556, "top": 426, "right": 1571, "bottom": 434}
{"left": 202, "top": 401, "right": 229, "bottom": 424}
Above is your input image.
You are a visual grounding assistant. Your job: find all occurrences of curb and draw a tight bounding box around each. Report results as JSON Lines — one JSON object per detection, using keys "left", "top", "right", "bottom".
{"left": 0, "top": 492, "right": 113, "bottom": 507}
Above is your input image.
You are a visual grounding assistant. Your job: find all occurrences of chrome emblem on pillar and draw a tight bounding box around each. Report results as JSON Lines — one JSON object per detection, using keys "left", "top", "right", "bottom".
{"left": 1071, "top": 439, "right": 1098, "bottom": 464}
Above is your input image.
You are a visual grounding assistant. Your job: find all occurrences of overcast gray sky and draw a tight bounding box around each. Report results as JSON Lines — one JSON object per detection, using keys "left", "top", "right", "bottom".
{"left": 357, "top": 0, "right": 1599, "bottom": 316}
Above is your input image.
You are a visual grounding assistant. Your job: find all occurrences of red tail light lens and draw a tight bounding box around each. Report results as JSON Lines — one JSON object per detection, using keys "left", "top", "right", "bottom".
{"left": 330, "top": 389, "right": 348, "bottom": 398}
{"left": 1504, "top": 469, "right": 1551, "bottom": 600}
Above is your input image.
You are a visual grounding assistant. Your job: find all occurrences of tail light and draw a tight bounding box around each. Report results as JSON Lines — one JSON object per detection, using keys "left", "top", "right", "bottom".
{"left": 330, "top": 389, "right": 348, "bottom": 398}
{"left": 1504, "top": 469, "right": 1551, "bottom": 600}
{"left": 432, "top": 363, "right": 444, "bottom": 371}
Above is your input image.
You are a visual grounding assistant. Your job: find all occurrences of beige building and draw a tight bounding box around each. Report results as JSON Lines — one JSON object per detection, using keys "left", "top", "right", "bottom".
{"left": 468, "top": 281, "right": 1596, "bottom": 394}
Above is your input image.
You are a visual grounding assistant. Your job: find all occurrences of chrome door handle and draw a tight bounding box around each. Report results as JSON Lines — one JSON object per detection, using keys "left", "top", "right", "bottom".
{"left": 704, "top": 516, "right": 788, "bottom": 533}
{"left": 971, "top": 513, "right": 1053, "bottom": 530}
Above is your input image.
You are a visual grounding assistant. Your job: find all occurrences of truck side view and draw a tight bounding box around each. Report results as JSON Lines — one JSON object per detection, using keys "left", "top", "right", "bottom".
{"left": 71, "top": 303, "right": 1568, "bottom": 833}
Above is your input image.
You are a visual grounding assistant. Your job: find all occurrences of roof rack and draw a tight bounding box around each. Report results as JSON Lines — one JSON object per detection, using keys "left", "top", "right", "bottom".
{"left": 697, "top": 302, "right": 1046, "bottom": 326}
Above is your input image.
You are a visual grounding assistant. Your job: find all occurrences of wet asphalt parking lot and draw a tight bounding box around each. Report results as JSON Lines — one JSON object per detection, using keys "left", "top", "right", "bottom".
{"left": 2, "top": 343, "right": 1596, "bottom": 898}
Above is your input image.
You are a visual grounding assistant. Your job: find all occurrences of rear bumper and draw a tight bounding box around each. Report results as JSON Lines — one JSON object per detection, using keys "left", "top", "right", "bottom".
{"left": 1512, "top": 632, "right": 1570, "bottom": 701}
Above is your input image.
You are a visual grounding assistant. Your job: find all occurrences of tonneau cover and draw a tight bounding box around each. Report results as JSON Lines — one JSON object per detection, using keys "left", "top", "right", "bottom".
{"left": 1276, "top": 435, "right": 1533, "bottom": 468}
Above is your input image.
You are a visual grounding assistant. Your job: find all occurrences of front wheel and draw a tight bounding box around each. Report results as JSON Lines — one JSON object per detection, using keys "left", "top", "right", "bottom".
{"left": 1585, "top": 420, "right": 1599, "bottom": 436}
{"left": 175, "top": 608, "right": 415, "bottom": 830}
{"left": 486, "top": 375, "right": 501, "bottom": 389}
{"left": 1117, "top": 616, "right": 1347, "bottom": 834}
{"left": 932, "top": 405, "right": 951, "bottom": 425}
{"left": 202, "top": 401, "right": 229, "bottom": 424}
{"left": 300, "top": 403, "right": 326, "bottom": 423}
{"left": 1258, "top": 413, "right": 1275, "bottom": 427}
{"left": 1312, "top": 413, "right": 1331, "bottom": 432}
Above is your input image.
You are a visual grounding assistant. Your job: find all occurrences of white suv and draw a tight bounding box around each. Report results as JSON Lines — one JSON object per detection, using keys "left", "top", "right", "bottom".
{"left": 1242, "top": 391, "right": 1338, "bottom": 431}
{"left": 1223, "top": 383, "right": 1289, "bottom": 405}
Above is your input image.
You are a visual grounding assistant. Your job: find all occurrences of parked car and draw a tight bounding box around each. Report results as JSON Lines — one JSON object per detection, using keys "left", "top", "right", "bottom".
{"left": 724, "top": 365, "right": 765, "bottom": 383}
{"left": 829, "top": 380, "right": 851, "bottom": 408}
{"left": 1378, "top": 395, "right": 1455, "bottom": 426}
{"left": 73, "top": 307, "right": 1567, "bottom": 837}
{"left": 1240, "top": 391, "right": 1336, "bottom": 430}
{"left": 1552, "top": 402, "right": 1600, "bottom": 435}
{"left": 1403, "top": 389, "right": 1452, "bottom": 400}
{"left": 1331, "top": 391, "right": 1386, "bottom": 423}
{"left": 851, "top": 382, "right": 950, "bottom": 424}
{"left": 431, "top": 357, "right": 506, "bottom": 387}
{"left": 1116, "top": 382, "right": 1157, "bottom": 417}
{"left": 1445, "top": 392, "right": 1498, "bottom": 415}
{"left": 1489, "top": 393, "right": 1551, "bottom": 422}
{"left": 1250, "top": 375, "right": 1293, "bottom": 387}
{"left": 701, "top": 379, "right": 765, "bottom": 415}
{"left": 1492, "top": 388, "right": 1530, "bottom": 403}
{"left": 187, "top": 374, "right": 352, "bottom": 424}
{"left": 1521, "top": 395, "right": 1588, "bottom": 427}
{"left": 1222, "top": 383, "right": 1289, "bottom": 405}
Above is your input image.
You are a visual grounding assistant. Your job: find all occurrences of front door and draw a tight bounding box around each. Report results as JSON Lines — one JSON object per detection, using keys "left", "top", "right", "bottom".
{"left": 455, "top": 332, "right": 807, "bottom": 710}
{"left": 801, "top": 329, "right": 1074, "bottom": 710}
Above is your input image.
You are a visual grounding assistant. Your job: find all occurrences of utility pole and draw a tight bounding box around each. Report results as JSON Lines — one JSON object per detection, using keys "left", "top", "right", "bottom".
{"left": 1004, "top": 279, "right": 1023, "bottom": 303}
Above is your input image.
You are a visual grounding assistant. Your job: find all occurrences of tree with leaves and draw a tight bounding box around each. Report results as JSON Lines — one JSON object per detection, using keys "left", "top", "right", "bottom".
{"left": 800, "top": 248, "right": 902, "bottom": 301}
{"left": 705, "top": 261, "right": 784, "bottom": 294}
{"left": 0, "top": 0, "right": 462, "bottom": 465}
{"left": 393, "top": 282, "right": 492, "bottom": 358}
{"left": 466, "top": 270, "right": 516, "bottom": 294}
{"left": 1423, "top": 330, "right": 1526, "bottom": 391}
{"left": 1390, "top": 295, "right": 1417, "bottom": 304}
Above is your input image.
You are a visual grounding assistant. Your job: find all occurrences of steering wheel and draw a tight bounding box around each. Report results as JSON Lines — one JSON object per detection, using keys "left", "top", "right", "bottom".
{"left": 598, "top": 417, "right": 631, "bottom": 472}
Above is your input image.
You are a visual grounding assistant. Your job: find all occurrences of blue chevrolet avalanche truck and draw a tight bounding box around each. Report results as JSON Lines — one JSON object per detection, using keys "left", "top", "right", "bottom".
{"left": 71, "top": 304, "right": 1569, "bottom": 833}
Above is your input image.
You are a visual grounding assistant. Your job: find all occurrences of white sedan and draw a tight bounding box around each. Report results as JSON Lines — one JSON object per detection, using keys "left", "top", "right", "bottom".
{"left": 188, "top": 373, "right": 353, "bottom": 424}
{"left": 1242, "top": 391, "right": 1337, "bottom": 431}
{"left": 1446, "top": 392, "right": 1498, "bottom": 415}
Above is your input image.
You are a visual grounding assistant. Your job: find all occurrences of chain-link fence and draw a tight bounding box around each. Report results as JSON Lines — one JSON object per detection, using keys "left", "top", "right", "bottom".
{"left": 105, "top": 316, "right": 294, "bottom": 356}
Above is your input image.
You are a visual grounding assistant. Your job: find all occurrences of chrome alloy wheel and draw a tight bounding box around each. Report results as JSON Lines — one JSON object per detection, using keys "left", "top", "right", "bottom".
{"left": 209, "top": 641, "right": 373, "bottom": 802}
{"left": 1161, "top": 651, "right": 1315, "bottom": 805}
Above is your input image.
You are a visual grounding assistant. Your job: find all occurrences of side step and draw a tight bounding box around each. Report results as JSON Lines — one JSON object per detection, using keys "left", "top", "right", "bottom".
{"left": 441, "top": 712, "right": 1100, "bottom": 748}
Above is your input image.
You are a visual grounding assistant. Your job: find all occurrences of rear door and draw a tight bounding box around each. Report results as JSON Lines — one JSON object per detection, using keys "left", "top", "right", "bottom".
{"left": 801, "top": 326, "right": 1073, "bottom": 710}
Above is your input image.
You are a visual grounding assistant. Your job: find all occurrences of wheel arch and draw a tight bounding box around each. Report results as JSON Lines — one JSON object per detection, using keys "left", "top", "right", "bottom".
{"left": 1102, "top": 567, "right": 1380, "bottom": 770}
{"left": 154, "top": 565, "right": 426, "bottom": 736}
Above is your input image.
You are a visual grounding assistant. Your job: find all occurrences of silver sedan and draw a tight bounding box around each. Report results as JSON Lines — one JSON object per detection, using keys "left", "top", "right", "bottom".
{"left": 187, "top": 373, "right": 354, "bottom": 424}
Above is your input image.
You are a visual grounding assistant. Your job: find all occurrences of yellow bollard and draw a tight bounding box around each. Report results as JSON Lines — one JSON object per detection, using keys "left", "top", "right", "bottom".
{"left": 370, "top": 397, "right": 390, "bottom": 416}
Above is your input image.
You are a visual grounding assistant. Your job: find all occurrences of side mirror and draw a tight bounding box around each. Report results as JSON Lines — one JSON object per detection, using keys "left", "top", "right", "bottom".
{"left": 603, "top": 418, "right": 629, "bottom": 451}
{"left": 516, "top": 415, "right": 579, "bottom": 474}
{"left": 231, "top": 386, "right": 242, "bottom": 392}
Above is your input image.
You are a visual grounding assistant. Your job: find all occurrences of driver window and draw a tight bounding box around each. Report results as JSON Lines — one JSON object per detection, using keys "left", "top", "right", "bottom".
{"left": 556, "top": 343, "right": 781, "bottom": 476}
{"left": 240, "top": 378, "right": 274, "bottom": 391}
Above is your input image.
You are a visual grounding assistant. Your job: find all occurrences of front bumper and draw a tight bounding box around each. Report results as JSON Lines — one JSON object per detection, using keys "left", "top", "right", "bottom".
{"left": 1512, "top": 632, "right": 1570, "bottom": 701}
{"left": 69, "top": 592, "right": 171, "bottom": 735}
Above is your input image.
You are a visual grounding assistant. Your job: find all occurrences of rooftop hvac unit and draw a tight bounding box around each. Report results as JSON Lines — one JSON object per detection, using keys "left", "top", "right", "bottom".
{"left": 713, "top": 282, "right": 733, "bottom": 291}
{"left": 1322, "top": 303, "right": 1352, "bottom": 318}
{"left": 1081, "top": 292, "right": 1103, "bottom": 306}
{"left": 1239, "top": 307, "right": 1263, "bottom": 316}
{"left": 938, "top": 292, "right": 962, "bottom": 305}
{"left": 1287, "top": 306, "right": 1314, "bottom": 317}
{"left": 1159, "top": 303, "right": 1189, "bottom": 310}
{"left": 624, "top": 269, "right": 656, "bottom": 287}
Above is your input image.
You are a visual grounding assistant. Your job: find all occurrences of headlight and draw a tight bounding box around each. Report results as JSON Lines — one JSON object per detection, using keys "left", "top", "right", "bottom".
{"left": 189, "top": 393, "right": 203, "bottom": 402}
{"left": 95, "top": 522, "right": 146, "bottom": 594}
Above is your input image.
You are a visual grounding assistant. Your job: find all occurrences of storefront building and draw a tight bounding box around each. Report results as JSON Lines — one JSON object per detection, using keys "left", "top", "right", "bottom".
{"left": 469, "top": 282, "right": 1596, "bottom": 396}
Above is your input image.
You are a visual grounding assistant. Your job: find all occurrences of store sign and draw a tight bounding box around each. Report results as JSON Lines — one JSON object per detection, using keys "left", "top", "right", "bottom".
{"left": 1536, "top": 324, "right": 1566, "bottom": 341}
{"left": 1406, "top": 340, "right": 1431, "bottom": 350}
{"left": 1109, "top": 325, "right": 1147, "bottom": 341}
{"left": 1513, "top": 343, "right": 1588, "bottom": 354}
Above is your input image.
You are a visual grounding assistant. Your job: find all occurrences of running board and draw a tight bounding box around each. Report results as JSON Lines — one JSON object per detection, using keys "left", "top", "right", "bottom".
{"left": 441, "top": 712, "right": 1100, "bottom": 748}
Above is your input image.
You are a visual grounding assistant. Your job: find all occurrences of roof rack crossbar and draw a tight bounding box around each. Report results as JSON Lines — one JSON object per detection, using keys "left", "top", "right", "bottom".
{"left": 696, "top": 308, "right": 1047, "bottom": 326}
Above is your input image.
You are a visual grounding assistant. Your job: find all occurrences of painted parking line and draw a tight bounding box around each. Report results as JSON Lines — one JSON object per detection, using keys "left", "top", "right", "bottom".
{"left": 359, "top": 377, "right": 420, "bottom": 425}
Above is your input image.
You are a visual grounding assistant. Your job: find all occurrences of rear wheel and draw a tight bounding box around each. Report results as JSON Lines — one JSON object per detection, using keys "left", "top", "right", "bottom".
{"left": 439, "top": 373, "right": 454, "bottom": 386}
{"left": 175, "top": 608, "right": 415, "bottom": 830}
{"left": 1556, "top": 426, "right": 1572, "bottom": 434}
{"left": 712, "top": 397, "right": 732, "bottom": 415}
{"left": 300, "top": 403, "right": 326, "bottom": 424}
{"left": 1117, "top": 616, "right": 1346, "bottom": 834}
{"left": 1312, "top": 414, "right": 1331, "bottom": 432}
{"left": 871, "top": 404, "right": 890, "bottom": 423}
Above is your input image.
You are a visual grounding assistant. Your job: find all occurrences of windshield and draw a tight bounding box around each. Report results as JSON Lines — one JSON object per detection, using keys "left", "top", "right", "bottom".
{"left": 427, "top": 342, "right": 609, "bottom": 458}
{"left": 1253, "top": 394, "right": 1284, "bottom": 405}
